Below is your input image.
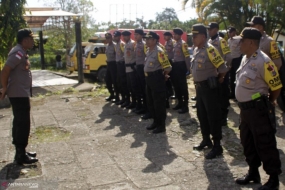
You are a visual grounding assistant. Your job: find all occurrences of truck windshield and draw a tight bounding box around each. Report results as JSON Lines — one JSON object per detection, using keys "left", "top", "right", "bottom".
{"left": 69, "top": 44, "right": 76, "bottom": 56}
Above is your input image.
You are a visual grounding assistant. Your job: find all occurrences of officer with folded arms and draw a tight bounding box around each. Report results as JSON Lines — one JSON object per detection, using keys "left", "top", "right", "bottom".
{"left": 234, "top": 27, "right": 282, "bottom": 190}
{"left": 190, "top": 24, "right": 228, "bottom": 159}
{"left": 144, "top": 31, "right": 172, "bottom": 134}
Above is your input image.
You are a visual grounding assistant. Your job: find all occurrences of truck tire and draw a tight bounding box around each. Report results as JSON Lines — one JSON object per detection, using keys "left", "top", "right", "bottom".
{"left": 97, "top": 67, "right": 106, "bottom": 82}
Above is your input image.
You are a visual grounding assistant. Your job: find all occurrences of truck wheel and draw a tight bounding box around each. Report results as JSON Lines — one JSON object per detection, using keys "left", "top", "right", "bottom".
{"left": 97, "top": 67, "right": 106, "bottom": 82}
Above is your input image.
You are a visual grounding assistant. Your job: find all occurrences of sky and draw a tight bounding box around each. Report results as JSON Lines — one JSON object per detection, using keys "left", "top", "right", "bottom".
{"left": 26, "top": 0, "right": 198, "bottom": 23}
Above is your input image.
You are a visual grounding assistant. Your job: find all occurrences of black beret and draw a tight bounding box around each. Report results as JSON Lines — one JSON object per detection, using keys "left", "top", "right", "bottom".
{"left": 208, "top": 22, "right": 219, "bottom": 29}
{"left": 247, "top": 16, "right": 265, "bottom": 27}
{"left": 228, "top": 27, "right": 236, "bottom": 33}
{"left": 173, "top": 28, "right": 183, "bottom": 35}
{"left": 163, "top": 31, "right": 173, "bottom": 36}
{"left": 105, "top": 32, "right": 112, "bottom": 38}
{"left": 17, "top": 28, "right": 33, "bottom": 43}
{"left": 190, "top": 24, "right": 208, "bottom": 36}
{"left": 134, "top": 28, "right": 144, "bottom": 35}
{"left": 113, "top": 31, "right": 121, "bottom": 37}
{"left": 233, "top": 27, "right": 262, "bottom": 40}
{"left": 122, "top": 30, "right": 131, "bottom": 36}
{"left": 144, "top": 31, "right": 159, "bottom": 40}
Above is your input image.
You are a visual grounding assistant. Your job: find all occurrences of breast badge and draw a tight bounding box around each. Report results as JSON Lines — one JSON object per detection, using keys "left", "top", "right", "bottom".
{"left": 246, "top": 79, "right": 250, "bottom": 84}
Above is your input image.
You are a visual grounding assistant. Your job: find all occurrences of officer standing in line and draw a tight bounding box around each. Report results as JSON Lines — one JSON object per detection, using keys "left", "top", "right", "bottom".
{"left": 113, "top": 31, "right": 130, "bottom": 106}
{"left": 105, "top": 33, "right": 119, "bottom": 103}
{"left": 164, "top": 31, "right": 175, "bottom": 108}
{"left": 208, "top": 22, "right": 232, "bottom": 126}
{"left": 134, "top": 28, "right": 147, "bottom": 114}
{"left": 172, "top": 28, "right": 191, "bottom": 114}
{"left": 234, "top": 27, "right": 281, "bottom": 190}
{"left": 227, "top": 27, "right": 243, "bottom": 99}
{"left": 190, "top": 24, "right": 228, "bottom": 159}
{"left": 247, "top": 16, "right": 282, "bottom": 70}
{"left": 122, "top": 30, "right": 137, "bottom": 109}
{"left": 144, "top": 31, "right": 172, "bottom": 134}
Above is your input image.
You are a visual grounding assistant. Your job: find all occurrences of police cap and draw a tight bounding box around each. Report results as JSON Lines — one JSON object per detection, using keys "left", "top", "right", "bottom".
{"left": 190, "top": 24, "right": 208, "bottom": 36}
{"left": 134, "top": 28, "right": 144, "bottom": 35}
{"left": 163, "top": 31, "right": 173, "bottom": 37}
{"left": 228, "top": 27, "right": 236, "bottom": 33}
{"left": 208, "top": 22, "right": 219, "bottom": 29}
{"left": 17, "top": 28, "right": 33, "bottom": 43}
{"left": 233, "top": 27, "right": 262, "bottom": 40}
{"left": 144, "top": 31, "right": 159, "bottom": 40}
{"left": 105, "top": 32, "right": 112, "bottom": 38}
{"left": 122, "top": 30, "right": 131, "bottom": 36}
{"left": 247, "top": 16, "right": 265, "bottom": 27}
{"left": 113, "top": 31, "right": 121, "bottom": 37}
{"left": 173, "top": 28, "right": 183, "bottom": 35}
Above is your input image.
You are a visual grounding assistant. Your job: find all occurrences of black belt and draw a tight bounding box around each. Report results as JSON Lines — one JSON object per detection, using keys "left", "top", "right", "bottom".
{"left": 238, "top": 100, "right": 256, "bottom": 110}
{"left": 194, "top": 80, "right": 208, "bottom": 87}
{"left": 173, "top": 61, "right": 185, "bottom": 64}
{"left": 144, "top": 69, "right": 163, "bottom": 77}
{"left": 125, "top": 63, "right": 136, "bottom": 67}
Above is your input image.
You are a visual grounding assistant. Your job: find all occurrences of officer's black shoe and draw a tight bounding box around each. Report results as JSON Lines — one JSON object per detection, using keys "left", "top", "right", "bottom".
{"left": 205, "top": 145, "right": 223, "bottom": 159}
{"left": 121, "top": 101, "right": 130, "bottom": 108}
{"left": 105, "top": 95, "right": 114, "bottom": 101}
{"left": 191, "top": 104, "right": 197, "bottom": 109}
{"left": 14, "top": 148, "right": 38, "bottom": 165}
{"left": 112, "top": 97, "right": 120, "bottom": 103}
{"left": 173, "top": 102, "right": 183, "bottom": 110}
{"left": 170, "top": 95, "right": 176, "bottom": 99}
{"left": 116, "top": 99, "right": 125, "bottom": 105}
{"left": 26, "top": 152, "right": 37, "bottom": 158}
{"left": 191, "top": 96, "right": 197, "bottom": 101}
{"left": 178, "top": 106, "right": 189, "bottom": 114}
{"left": 126, "top": 103, "right": 136, "bottom": 109}
{"left": 258, "top": 175, "right": 279, "bottom": 190}
{"left": 236, "top": 170, "right": 261, "bottom": 185}
{"left": 152, "top": 128, "right": 166, "bottom": 134}
{"left": 193, "top": 139, "right": 213, "bottom": 151}
{"left": 135, "top": 108, "right": 146, "bottom": 114}
{"left": 141, "top": 113, "right": 152, "bottom": 120}
{"left": 146, "top": 123, "right": 157, "bottom": 130}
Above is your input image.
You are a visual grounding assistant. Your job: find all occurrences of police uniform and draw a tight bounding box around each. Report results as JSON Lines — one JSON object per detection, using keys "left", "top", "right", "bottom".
{"left": 247, "top": 16, "right": 282, "bottom": 70}
{"left": 144, "top": 32, "right": 172, "bottom": 134}
{"left": 113, "top": 31, "right": 129, "bottom": 106}
{"left": 228, "top": 27, "right": 242, "bottom": 98}
{"left": 190, "top": 24, "right": 228, "bottom": 159}
{"left": 122, "top": 30, "right": 137, "bottom": 109}
{"left": 208, "top": 22, "right": 232, "bottom": 126}
{"left": 172, "top": 28, "right": 191, "bottom": 113}
{"left": 105, "top": 33, "right": 119, "bottom": 102}
{"left": 235, "top": 28, "right": 281, "bottom": 189}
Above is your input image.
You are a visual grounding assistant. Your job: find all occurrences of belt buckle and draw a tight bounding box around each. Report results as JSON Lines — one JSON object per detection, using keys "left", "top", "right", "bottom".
{"left": 144, "top": 72, "right": 148, "bottom": 77}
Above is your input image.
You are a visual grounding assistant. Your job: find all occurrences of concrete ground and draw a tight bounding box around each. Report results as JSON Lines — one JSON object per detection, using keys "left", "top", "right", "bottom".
{"left": 1, "top": 71, "right": 285, "bottom": 190}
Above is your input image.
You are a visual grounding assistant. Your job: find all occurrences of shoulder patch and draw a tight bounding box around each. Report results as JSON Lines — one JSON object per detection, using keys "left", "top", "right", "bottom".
{"left": 206, "top": 46, "right": 224, "bottom": 68}
{"left": 220, "top": 39, "right": 231, "bottom": 55}
{"left": 270, "top": 41, "right": 281, "bottom": 60}
{"left": 15, "top": 51, "right": 23, "bottom": 59}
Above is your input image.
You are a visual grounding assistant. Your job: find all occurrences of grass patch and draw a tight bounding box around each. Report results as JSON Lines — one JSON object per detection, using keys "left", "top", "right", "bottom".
{"left": 30, "top": 125, "right": 71, "bottom": 144}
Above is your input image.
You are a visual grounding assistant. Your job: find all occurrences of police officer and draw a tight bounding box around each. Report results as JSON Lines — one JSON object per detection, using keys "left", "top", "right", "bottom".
{"left": 191, "top": 24, "right": 228, "bottom": 159}
{"left": 164, "top": 31, "right": 175, "bottom": 108}
{"left": 247, "top": 16, "right": 282, "bottom": 70}
{"left": 234, "top": 27, "right": 281, "bottom": 190}
{"left": 113, "top": 31, "right": 130, "bottom": 106}
{"left": 134, "top": 28, "right": 147, "bottom": 114}
{"left": 0, "top": 29, "right": 38, "bottom": 164}
{"left": 208, "top": 22, "right": 232, "bottom": 126}
{"left": 122, "top": 30, "right": 137, "bottom": 109}
{"left": 105, "top": 33, "right": 119, "bottom": 103}
{"left": 172, "top": 28, "right": 191, "bottom": 114}
{"left": 228, "top": 27, "right": 242, "bottom": 99}
{"left": 144, "top": 31, "right": 172, "bottom": 134}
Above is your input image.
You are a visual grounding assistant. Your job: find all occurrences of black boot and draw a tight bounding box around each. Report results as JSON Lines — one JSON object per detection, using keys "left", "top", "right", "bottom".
{"left": 14, "top": 147, "right": 38, "bottom": 165}
{"left": 116, "top": 98, "right": 125, "bottom": 105}
{"left": 205, "top": 141, "right": 223, "bottom": 159}
{"left": 146, "top": 123, "right": 157, "bottom": 130}
{"left": 236, "top": 167, "right": 261, "bottom": 185}
{"left": 112, "top": 95, "right": 120, "bottom": 103}
{"left": 193, "top": 138, "right": 213, "bottom": 151}
{"left": 258, "top": 175, "right": 279, "bottom": 190}
{"left": 121, "top": 100, "right": 130, "bottom": 108}
{"left": 26, "top": 152, "right": 37, "bottom": 157}
{"left": 126, "top": 102, "right": 136, "bottom": 109}
{"left": 178, "top": 102, "right": 189, "bottom": 114}
{"left": 105, "top": 94, "right": 114, "bottom": 101}
{"left": 191, "top": 96, "right": 196, "bottom": 101}
{"left": 173, "top": 101, "right": 183, "bottom": 110}
{"left": 152, "top": 125, "right": 166, "bottom": 134}
{"left": 141, "top": 112, "right": 152, "bottom": 120}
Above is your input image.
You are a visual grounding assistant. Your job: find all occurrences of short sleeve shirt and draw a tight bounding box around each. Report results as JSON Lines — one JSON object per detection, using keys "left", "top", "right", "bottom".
{"left": 165, "top": 39, "right": 174, "bottom": 59}
{"left": 135, "top": 40, "right": 146, "bottom": 65}
{"left": 5, "top": 44, "right": 31, "bottom": 97}
{"left": 114, "top": 40, "right": 125, "bottom": 62}
{"left": 228, "top": 37, "right": 242, "bottom": 59}
{"left": 105, "top": 42, "right": 116, "bottom": 62}
{"left": 124, "top": 39, "right": 136, "bottom": 64}
{"left": 235, "top": 49, "right": 282, "bottom": 102}
{"left": 208, "top": 36, "right": 232, "bottom": 66}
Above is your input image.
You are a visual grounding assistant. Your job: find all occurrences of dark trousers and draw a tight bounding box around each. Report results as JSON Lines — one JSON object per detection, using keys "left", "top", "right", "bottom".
{"left": 166, "top": 59, "right": 174, "bottom": 98}
{"left": 135, "top": 64, "right": 147, "bottom": 109}
{"left": 145, "top": 70, "right": 166, "bottom": 128}
{"left": 221, "top": 72, "right": 230, "bottom": 121}
{"left": 171, "top": 61, "right": 189, "bottom": 103}
{"left": 126, "top": 71, "right": 138, "bottom": 103}
{"left": 230, "top": 56, "right": 242, "bottom": 97}
{"left": 117, "top": 61, "right": 129, "bottom": 101}
{"left": 105, "top": 61, "right": 119, "bottom": 97}
{"left": 196, "top": 83, "right": 222, "bottom": 141}
{"left": 239, "top": 106, "right": 281, "bottom": 175}
{"left": 9, "top": 97, "right": 31, "bottom": 148}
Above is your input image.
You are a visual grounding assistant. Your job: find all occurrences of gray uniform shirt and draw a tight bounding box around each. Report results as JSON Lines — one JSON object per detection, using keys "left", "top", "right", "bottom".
{"left": 124, "top": 39, "right": 136, "bottom": 73}
{"left": 173, "top": 39, "right": 191, "bottom": 70}
{"left": 260, "top": 32, "right": 282, "bottom": 70}
{"left": 135, "top": 40, "right": 146, "bottom": 65}
{"left": 208, "top": 35, "right": 232, "bottom": 67}
{"left": 114, "top": 40, "right": 125, "bottom": 62}
{"left": 191, "top": 43, "right": 228, "bottom": 82}
{"left": 144, "top": 46, "right": 172, "bottom": 73}
{"left": 165, "top": 39, "right": 174, "bottom": 60}
{"left": 235, "top": 49, "right": 282, "bottom": 102}
{"left": 5, "top": 44, "right": 31, "bottom": 97}
{"left": 105, "top": 42, "right": 116, "bottom": 62}
{"left": 228, "top": 37, "right": 242, "bottom": 59}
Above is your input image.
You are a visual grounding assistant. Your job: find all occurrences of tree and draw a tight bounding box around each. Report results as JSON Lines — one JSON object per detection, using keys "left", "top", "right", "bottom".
{"left": 155, "top": 8, "right": 179, "bottom": 23}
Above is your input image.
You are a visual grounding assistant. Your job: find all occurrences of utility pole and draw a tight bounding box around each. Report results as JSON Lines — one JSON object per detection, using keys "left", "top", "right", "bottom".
{"left": 74, "top": 17, "right": 84, "bottom": 83}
